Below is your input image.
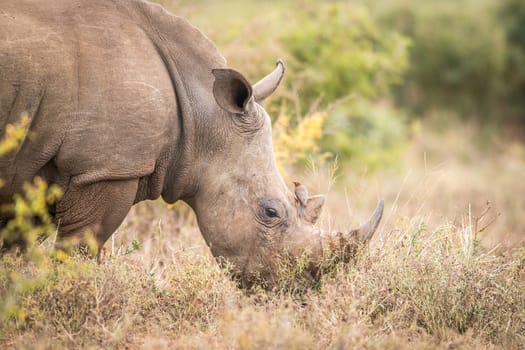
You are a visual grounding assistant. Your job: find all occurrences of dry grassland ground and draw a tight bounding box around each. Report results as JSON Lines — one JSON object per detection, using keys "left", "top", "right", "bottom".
{"left": 1, "top": 122, "right": 524, "bottom": 349}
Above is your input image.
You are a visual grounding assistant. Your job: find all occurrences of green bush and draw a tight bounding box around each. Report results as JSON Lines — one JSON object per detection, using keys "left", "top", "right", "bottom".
{"left": 376, "top": 0, "right": 507, "bottom": 118}
{"left": 373, "top": 0, "right": 525, "bottom": 124}
{"left": 500, "top": 0, "right": 525, "bottom": 122}
{"left": 281, "top": 2, "right": 410, "bottom": 110}
{"left": 276, "top": 2, "right": 411, "bottom": 170}
{"left": 322, "top": 101, "right": 409, "bottom": 172}
{"left": 0, "top": 118, "right": 62, "bottom": 323}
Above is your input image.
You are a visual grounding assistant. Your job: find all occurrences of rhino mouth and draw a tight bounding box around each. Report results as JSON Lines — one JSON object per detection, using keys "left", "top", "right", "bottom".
{"left": 218, "top": 200, "right": 385, "bottom": 290}
{"left": 228, "top": 252, "right": 320, "bottom": 290}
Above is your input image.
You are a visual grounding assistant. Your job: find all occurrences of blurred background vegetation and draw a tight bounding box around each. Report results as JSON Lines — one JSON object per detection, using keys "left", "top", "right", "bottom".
{"left": 161, "top": 0, "right": 525, "bottom": 172}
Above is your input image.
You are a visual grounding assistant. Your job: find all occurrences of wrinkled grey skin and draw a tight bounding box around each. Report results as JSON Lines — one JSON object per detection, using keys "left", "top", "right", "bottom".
{"left": 0, "top": 0, "right": 383, "bottom": 284}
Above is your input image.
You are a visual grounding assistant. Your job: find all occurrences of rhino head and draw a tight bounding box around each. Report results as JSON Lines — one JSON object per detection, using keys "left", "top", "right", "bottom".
{"left": 185, "top": 61, "right": 384, "bottom": 286}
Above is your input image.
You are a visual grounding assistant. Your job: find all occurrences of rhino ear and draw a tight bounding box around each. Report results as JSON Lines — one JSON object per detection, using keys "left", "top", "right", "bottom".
{"left": 212, "top": 68, "right": 253, "bottom": 114}
{"left": 303, "top": 195, "right": 325, "bottom": 224}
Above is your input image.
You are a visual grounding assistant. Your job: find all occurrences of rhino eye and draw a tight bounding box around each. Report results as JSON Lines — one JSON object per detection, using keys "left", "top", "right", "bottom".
{"left": 257, "top": 198, "right": 285, "bottom": 227}
{"left": 265, "top": 207, "right": 279, "bottom": 219}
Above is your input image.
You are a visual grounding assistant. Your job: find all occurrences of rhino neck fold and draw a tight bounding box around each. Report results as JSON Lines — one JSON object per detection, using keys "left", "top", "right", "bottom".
{"left": 151, "top": 43, "right": 218, "bottom": 205}
{"left": 155, "top": 47, "right": 197, "bottom": 204}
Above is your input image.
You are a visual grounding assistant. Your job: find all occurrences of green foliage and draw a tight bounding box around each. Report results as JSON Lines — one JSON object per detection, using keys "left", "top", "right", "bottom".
{"left": 281, "top": 2, "right": 410, "bottom": 109}
{"left": 0, "top": 177, "right": 62, "bottom": 253}
{"left": 0, "top": 114, "right": 29, "bottom": 189}
{"left": 275, "top": 2, "right": 411, "bottom": 170}
{"left": 0, "top": 116, "right": 62, "bottom": 256}
{"left": 126, "top": 239, "right": 141, "bottom": 254}
{"left": 323, "top": 101, "right": 409, "bottom": 171}
{"left": 273, "top": 110, "right": 330, "bottom": 176}
{"left": 0, "top": 113, "right": 30, "bottom": 157}
{"left": 376, "top": 0, "right": 525, "bottom": 123}
{"left": 500, "top": 0, "right": 525, "bottom": 122}
{"left": 0, "top": 118, "right": 62, "bottom": 324}
{"left": 399, "top": 0, "right": 505, "bottom": 116}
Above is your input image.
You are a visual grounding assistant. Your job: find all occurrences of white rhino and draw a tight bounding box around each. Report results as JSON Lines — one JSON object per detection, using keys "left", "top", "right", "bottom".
{"left": 0, "top": 0, "right": 383, "bottom": 284}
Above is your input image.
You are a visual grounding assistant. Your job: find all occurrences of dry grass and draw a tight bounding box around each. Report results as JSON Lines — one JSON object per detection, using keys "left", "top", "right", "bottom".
{"left": 1, "top": 121, "right": 524, "bottom": 349}
{"left": 1, "top": 212, "right": 523, "bottom": 348}
{"left": 324, "top": 118, "right": 525, "bottom": 250}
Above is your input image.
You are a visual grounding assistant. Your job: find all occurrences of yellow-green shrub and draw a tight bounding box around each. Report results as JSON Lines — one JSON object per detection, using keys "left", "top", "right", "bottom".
{"left": 273, "top": 109, "right": 329, "bottom": 176}
{"left": 0, "top": 118, "right": 62, "bottom": 323}
{"left": 322, "top": 101, "right": 409, "bottom": 172}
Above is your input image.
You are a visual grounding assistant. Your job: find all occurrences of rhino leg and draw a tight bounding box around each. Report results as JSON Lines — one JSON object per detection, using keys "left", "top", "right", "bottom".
{"left": 54, "top": 179, "right": 138, "bottom": 255}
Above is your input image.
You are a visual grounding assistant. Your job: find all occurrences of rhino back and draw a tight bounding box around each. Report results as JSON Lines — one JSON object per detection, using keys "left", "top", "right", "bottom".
{"left": 0, "top": 0, "right": 186, "bottom": 198}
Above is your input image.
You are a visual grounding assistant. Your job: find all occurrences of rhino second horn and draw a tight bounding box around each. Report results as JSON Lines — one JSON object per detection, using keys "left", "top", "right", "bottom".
{"left": 253, "top": 60, "right": 285, "bottom": 103}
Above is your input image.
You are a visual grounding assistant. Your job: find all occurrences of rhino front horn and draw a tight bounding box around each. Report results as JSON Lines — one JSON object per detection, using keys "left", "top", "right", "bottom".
{"left": 353, "top": 199, "right": 384, "bottom": 242}
{"left": 253, "top": 60, "right": 285, "bottom": 104}
{"left": 319, "top": 200, "right": 384, "bottom": 260}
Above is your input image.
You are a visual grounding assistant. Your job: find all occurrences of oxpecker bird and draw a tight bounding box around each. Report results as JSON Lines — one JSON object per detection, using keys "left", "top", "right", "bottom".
{"left": 293, "top": 181, "right": 308, "bottom": 207}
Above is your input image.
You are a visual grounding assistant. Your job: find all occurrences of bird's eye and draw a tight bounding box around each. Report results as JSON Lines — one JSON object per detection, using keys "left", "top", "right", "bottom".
{"left": 265, "top": 207, "right": 279, "bottom": 218}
